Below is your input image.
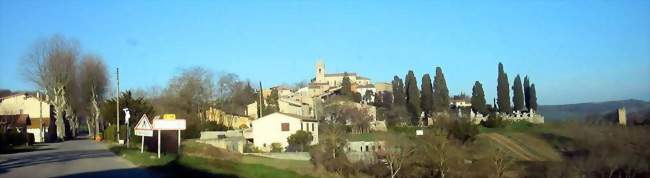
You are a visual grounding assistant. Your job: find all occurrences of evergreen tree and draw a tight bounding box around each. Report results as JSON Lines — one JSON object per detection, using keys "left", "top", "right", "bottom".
{"left": 382, "top": 92, "right": 394, "bottom": 108}
{"left": 405, "top": 70, "right": 421, "bottom": 125}
{"left": 524, "top": 76, "right": 531, "bottom": 111}
{"left": 341, "top": 72, "right": 354, "bottom": 99}
{"left": 471, "top": 81, "right": 488, "bottom": 114}
{"left": 433, "top": 67, "right": 450, "bottom": 113}
{"left": 420, "top": 74, "right": 434, "bottom": 119}
{"left": 373, "top": 91, "right": 383, "bottom": 106}
{"left": 512, "top": 75, "right": 525, "bottom": 112}
{"left": 267, "top": 88, "right": 279, "bottom": 106}
{"left": 496, "top": 63, "right": 512, "bottom": 113}
{"left": 391, "top": 76, "right": 406, "bottom": 105}
{"left": 529, "top": 84, "right": 538, "bottom": 111}
{"left": 265, "top": 88, "right": 279, "bottom": 113}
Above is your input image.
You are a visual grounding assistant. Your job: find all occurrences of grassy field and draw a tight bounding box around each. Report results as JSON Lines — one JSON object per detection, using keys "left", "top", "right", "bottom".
{"left": 241, "top": 155, "right": 342, "bottom": 178}
{"left": 109, "top": 141, "right": 315, "bottom": 178}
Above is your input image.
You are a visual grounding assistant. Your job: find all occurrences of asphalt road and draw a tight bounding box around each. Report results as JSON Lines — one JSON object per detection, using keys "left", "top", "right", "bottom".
{"left": 0, "top": 138, "right": 155, "bottom": 178}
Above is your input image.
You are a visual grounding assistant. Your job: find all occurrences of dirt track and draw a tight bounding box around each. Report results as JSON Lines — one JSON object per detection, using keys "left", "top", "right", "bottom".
{"left": 482, "top": 133, "right": 543, "bottom": 161}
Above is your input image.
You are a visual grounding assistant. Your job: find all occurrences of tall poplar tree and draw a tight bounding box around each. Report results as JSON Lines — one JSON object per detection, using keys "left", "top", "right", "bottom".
{"left": 497, "top": 63, "right": 512, "bottom": 113}
{"left": 392, "top": 76, "right": 406, "bottom": 105}
{"left": 529, "top": 84, "right": 538, "bottom": 111}
{"left": 420, "top": 74, "right": 434, "bottom": 119}
{"left": 512, "top": 75, "right": 525, "bottom": 112}
{"left": 405, "top": 70, "right": 421, "bottom": 124}
{"left": 432, "top": 67, "right": 450, "bottom": 113}
{"left": 471, "top": 81, "right": 488, "bottom": 114}
{"left": 524, "top": 76, "right": 531, "bottom": 111}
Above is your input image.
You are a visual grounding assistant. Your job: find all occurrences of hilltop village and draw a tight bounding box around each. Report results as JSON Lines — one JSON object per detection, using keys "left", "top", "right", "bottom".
{"left": 195, "top": 60, "right": 544, "bottom": 153}
{"left": 2, "top": 36, "right": 646, "bottom": 178}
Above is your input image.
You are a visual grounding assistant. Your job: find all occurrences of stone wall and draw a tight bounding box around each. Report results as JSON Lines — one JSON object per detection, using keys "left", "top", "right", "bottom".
{"left": 203, "top": 107, "right": 252, "bottom": 129}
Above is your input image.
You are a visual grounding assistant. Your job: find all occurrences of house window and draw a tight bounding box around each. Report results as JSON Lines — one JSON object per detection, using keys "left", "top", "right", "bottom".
{"left": 281, "top": 123, "right": 289, "bottom": 131}
{"left": 365, "top": 146, "right": 369, "bottom": 152}
{"left": 311, "top": 123, "right": 315, "bottom": 132}
{"left": 360, "top": 146, "right": 363, "bottom": 152}
{"left": 301, "top": 123, "right": 303, "bottom": 130}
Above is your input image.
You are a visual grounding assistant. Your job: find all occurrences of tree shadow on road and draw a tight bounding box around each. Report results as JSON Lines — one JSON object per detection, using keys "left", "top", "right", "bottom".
{"left": 54, "top": 168, "right": 152, "bottom": 178}
{"left": 51, "top": 162, "right": 239, "bottom": 178}
{"left": 0, "top": 150, "right": 114, "bottom": 174}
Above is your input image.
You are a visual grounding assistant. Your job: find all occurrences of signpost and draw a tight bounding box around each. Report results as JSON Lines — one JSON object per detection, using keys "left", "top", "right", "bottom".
{"left": 152, "top": 116, "right": 186, "bottom": 158}
{"left": 134, "top": 114, "right": 153, "bottom": 153}
{"left": 123, "top": 108, "right": 131, "bottom": 147}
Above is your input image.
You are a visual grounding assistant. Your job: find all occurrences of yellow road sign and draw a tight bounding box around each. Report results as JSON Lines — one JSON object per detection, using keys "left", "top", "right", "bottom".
{"left": 162, "top": 114, "right": 176, "bottom": 120}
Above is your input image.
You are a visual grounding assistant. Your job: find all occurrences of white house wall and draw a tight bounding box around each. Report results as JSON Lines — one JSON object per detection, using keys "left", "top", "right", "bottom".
{"left": 251, "top": 113, "right": 318, "bottom": 151}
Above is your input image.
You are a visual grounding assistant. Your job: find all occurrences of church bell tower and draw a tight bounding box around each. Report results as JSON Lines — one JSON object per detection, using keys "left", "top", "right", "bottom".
{"left": 316, "top": 59, "right": 325, "bottom": 83}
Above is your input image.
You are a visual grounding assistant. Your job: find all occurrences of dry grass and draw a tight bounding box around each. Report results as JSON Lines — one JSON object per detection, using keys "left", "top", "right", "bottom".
{"left": 181, "top": 140, "right": 242, "bottom": 161}
{"left": 241, "top": 155, "right": 345, "bottom": 178}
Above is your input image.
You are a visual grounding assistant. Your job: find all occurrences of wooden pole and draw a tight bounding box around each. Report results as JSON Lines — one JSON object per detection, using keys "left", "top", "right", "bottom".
{"left": 116, "top": 68, "right": 120, "bottom": 143}
{"left": 157, "top": 129, "right": 161, "bottom": 158}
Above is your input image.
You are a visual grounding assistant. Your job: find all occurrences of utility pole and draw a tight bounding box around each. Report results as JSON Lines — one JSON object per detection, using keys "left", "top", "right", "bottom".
{"left": 258, "top": 81, "right": 263, "bottom": 118}
{"left": 116, "top": 68, "right": 120, "bottom": 143}
{"left": 39, "top": 92, "right": 43, "bottom": 142}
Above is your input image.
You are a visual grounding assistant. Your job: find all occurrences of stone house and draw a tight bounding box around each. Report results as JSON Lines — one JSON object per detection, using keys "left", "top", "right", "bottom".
{"left": 0, "top": 93, "right": 50, "bottom": 142}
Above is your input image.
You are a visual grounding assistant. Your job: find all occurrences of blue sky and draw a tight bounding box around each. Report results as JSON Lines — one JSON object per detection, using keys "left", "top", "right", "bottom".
{"left": 1, "top": 1, "right": 649, "bottom": 105}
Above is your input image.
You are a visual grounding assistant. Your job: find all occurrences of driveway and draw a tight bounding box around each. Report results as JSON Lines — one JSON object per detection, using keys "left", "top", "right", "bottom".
{"left": 0, "top": 138, "right": 155, "bottom": 178}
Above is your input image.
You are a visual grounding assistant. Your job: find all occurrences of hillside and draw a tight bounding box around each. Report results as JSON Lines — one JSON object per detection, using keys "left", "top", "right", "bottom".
{"left": 538, "top": 99, "right": 650, "bottom": 121}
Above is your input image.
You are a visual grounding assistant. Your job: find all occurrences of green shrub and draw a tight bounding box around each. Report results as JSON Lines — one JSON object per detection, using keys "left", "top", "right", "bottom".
{"left": 287, "top": 130, "right": 313, "bottom": 152}
{"left": 104, "top": 124, "right": 127, "bottom": 142}
{"left": 244, "top": 143, "right": 262, "bottom": 153}
{"left": 271, "top": 143, "right": 283, "bottom": 152}
{"left": 5, "top": 129, "right": 27, "bottom": 146}
{"left": 202, "top": 121, "right": 231, "bottom": 131}
{"left": 483, "top": 112, "right": 505, "bottom": 128}
{"left": 184, "top": 122, "right": 201, "bottom": 139}
{"left": 447, "top": 118, "right": 479, "bottom": 143}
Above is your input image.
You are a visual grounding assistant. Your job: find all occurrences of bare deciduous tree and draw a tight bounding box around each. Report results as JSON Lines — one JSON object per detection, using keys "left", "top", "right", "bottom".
{"left": 79, "top": 54, "right": 108, "bottom": 138}
{"left": 160, "top": 67, "right": 216, "bottom": 137}
{"left": 490, "top": 148, "right": 514, "bottom": 178}
{"left": 377, "top": 133, "right": 417, "bottom": 178}
{"left": 22, "top": 35, "right": 79, "bottom": 141}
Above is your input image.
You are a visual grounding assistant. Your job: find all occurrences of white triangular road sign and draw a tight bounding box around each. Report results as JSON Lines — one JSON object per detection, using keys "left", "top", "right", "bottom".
{"left": 135, "top": 114, "right": 152, "bottom": 130}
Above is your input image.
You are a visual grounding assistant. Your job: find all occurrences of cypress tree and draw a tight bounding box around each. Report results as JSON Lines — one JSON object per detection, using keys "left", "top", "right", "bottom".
{"left": 432, "top": 67, "right": 450, "bottom": 113}
{"left": 405, "top": 70, "right": 421, "bottom": 124}
{"left": 496, "top": 63, "right": 512, "bottom": 113}
{"left": 382, "top": 92, "right": 394, "bottom": 108}
{"left": 524, "top": 76, "right": 531, "bottom": 111}
{"left": 392, "top": 76, "right": 406, "bottom": 105}
{"left": 512, "top": 75, "right": 525, "bottom": 112}
{"left": 529, "top": 84, "right": 538, "bottom": 111}
{"left": 420, "top": 74, "right": 434, "bottom": 119}
{"left": 374, "top": 91, "right": 383, "bottom": 106}
{"left": 471, "top": 81, "right": 488, "bottom": 114}
{"left": 341, "top": 72, "right": 353, "bottom": 99}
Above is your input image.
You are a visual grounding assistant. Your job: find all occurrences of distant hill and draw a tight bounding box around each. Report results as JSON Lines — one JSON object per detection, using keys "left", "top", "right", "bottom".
{"left": 538, "top": 99, "right": 650, "bottom": 121}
